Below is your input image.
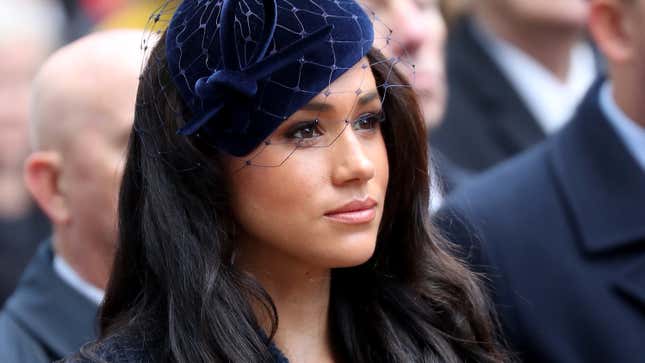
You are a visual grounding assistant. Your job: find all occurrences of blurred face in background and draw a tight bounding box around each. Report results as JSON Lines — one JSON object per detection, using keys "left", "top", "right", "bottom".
{"left": 627, "top": 0, "right": 645, "bottom": 80}
{"left": 595, "top": 0, "right": 645, "bottom": 126}
{"left": 490, "top": 0, "right": 589, "bottom": 29}
{"left": 60, "top": 95, "right": 133, "bottom": 251}
{"left": 0, "top": 38, "right": 45, "bottom": 171}
{"left": 365, "top": 0, "right": 447, "bottom": 129}
{"left": 30, "top": 32, "right": 141, "bottom": 250}
{"left": 56, "top": 69, "right": 136, "bottom": 250}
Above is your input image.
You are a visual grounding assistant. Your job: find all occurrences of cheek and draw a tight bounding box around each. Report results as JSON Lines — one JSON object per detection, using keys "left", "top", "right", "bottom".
{"left": 229, "top": 156, "right": 326, "bottom": 245}
{"left": 228, "top": 133, "right": 389, "bottom": 268}
{"left": 371, "top": 135, "right": 389, "bottom": 191}
{"left": 417, "top": 12, "right": 446, "bottom": 70}
{"left": 423, "top": 10, "right": 446, "bottom": 45}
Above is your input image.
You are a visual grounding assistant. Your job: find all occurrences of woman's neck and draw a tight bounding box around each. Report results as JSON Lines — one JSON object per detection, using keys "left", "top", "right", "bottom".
{"left": 263, "top": 269, "right": 334, "bottom": 363}
{"left": 236, "top": 243, "right": 336, "bottom": 363}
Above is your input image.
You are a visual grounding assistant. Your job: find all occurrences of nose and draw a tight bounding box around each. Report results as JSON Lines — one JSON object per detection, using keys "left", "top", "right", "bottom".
{"left": 330, "top": 127, "right": 375, "bottom": 186}
{"left": 391, "top": 3, "right": 426, "bottom": 57}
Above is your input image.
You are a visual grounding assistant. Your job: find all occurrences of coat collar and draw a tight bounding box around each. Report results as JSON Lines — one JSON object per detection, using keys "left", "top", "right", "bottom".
{"left": 549, "top": 79, "right": 645, "bottom": 255}
{"left": 614, "top": 256, "right": 645, "bottom": 311}
{"left": 448, "top": 16, "right": 546, "bottom": 151}
{"left": 4, "top": 240, "right": 98, "bottom": 358}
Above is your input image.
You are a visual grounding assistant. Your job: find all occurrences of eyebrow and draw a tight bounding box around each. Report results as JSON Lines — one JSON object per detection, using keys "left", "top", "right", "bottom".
{"left": 300, "top": 91, "right": 380, "bottom": 111}
{"left": 357, "top": 91, "right": 379, "bottom": 106}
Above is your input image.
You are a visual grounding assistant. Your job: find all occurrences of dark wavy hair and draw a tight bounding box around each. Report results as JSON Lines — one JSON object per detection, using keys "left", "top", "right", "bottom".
{"left": 96, "top": 32, "right": 509, "bottom": 362}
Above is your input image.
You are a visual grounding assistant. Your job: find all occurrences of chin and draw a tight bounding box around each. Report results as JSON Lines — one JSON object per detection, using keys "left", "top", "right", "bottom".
{"left": 324, "top": 239, "right": 378, "bottom": 269}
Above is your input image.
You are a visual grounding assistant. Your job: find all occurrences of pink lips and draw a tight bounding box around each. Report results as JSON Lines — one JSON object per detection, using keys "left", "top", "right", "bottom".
{"left": 324, "top": 198, "right": 377, "bottom": 224}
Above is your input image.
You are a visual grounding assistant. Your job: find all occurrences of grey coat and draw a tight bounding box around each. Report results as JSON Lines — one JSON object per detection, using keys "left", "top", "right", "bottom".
{"left": 0, "top": 241, "right": 99, "bottom": 362}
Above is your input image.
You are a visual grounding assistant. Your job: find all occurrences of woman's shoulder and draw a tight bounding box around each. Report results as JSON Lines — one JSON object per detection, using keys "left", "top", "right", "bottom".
{"left": 57, "top": 332, "right": 155, "bottom": 363}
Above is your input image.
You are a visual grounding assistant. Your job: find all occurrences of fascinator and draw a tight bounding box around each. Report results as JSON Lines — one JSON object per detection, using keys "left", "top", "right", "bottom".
{"left": 142, "top": 0, "right": 415, "bottom": 165}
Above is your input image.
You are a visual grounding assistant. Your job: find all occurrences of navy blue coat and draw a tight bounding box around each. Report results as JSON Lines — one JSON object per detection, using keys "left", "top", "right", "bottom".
{"left": 436, "top": 81, "right": 645, "bottom": 362}
{"left": 0, "top": 241, "right": 99, "bottom": 362}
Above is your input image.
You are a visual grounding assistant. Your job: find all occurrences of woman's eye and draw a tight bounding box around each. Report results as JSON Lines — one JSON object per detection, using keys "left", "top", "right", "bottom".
{"left": 352, "top": 112, "right": 384, "bottom": 131}
{"left": 286, "top": 120, "right": 323, "bottom": 140}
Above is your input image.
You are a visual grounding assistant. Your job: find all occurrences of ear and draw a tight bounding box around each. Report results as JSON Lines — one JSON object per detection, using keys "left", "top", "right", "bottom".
{"left": 23, "top": 152, "right": 70, "bottom": 225}
{"left": 589, "top": 0, "right": 635, "bottom": 64}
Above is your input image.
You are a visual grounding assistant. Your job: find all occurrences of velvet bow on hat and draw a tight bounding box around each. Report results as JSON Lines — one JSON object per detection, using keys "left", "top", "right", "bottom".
{"left": 166, "top": 0, "right": 374, "bottom": 156}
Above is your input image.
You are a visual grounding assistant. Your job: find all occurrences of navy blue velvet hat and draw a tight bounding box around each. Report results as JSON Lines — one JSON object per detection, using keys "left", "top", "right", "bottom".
{"left": 165, "top": 0, "right": 374, "bottom": 156}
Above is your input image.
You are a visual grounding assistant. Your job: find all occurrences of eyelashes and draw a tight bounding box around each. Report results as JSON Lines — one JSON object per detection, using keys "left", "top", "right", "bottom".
{"left": 284, "top": 111, "right": 385, "bottom": 143}
{"left": 352, "top": 110, "right": 386, "bottom": 132}
{"left": 285, "top": 119, "right": 323, "bottom": 140}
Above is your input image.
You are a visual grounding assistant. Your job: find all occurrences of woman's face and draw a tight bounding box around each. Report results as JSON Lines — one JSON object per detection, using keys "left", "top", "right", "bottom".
{"left": 226, "top": 58, "right": 389, "bottom": 271}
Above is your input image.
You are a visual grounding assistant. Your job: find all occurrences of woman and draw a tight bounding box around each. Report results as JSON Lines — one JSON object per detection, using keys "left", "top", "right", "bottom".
{"left": 63, "top": 0, "right": 508, "bottom": 361}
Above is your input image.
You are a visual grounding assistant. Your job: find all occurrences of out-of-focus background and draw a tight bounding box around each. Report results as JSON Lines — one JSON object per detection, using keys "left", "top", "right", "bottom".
{"left": 5, "top": 1, "right": 645, "bottom": 363}
{"left": 0, "top": 0, "right": 601, "bottom": 307}
{"left": 0, "top": 0, "right": 162, "bottom": 306}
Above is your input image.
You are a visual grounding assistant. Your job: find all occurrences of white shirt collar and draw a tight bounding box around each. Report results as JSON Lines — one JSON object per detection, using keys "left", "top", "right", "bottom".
{"left": 53, "top": 255, "right": 105, "bottom": 306}
{"left": 599, "top": 81, "right": 645, "bottom": 172}
{"left": 474, "top": 22, "right": 596, "bottom": 134}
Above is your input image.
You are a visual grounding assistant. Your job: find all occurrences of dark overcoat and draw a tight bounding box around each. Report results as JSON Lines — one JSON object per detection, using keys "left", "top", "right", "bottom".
{"left": 0, "top": 241, "right": 98, "bottom": 362}
{"left": 430, "top": 16, "right": 547, "bottom": 172}
{"left": 436, "top": 82, "right": 645, "bottom": 362}
{"left": 58, "top": 333, "right": 290, "bottom": 363}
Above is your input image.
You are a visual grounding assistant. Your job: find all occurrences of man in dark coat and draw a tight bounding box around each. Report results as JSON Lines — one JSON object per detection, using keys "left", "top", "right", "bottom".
{"left": 432, "top": 0, "right": 598, "bottom": 172}
{"left": 0, "top": 30, "right": 141, "bottom": 362}
{"left": 0, "top": 242, "right": 97, "bottom": 361}
{"left": 435, "top": 1, "right": 645, "bottom": 362}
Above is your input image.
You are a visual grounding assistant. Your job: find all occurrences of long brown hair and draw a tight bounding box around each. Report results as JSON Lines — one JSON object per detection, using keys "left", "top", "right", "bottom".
{"left": 97, "top": 32, "right": 509, "bottom": 362}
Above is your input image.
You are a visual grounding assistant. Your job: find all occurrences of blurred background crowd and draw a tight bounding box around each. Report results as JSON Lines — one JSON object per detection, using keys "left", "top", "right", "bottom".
{"left": 0, "top": 0, "right": 161, "bottom": 309}
{"left": 1, "top": 0, "right": 643, "bottom": 362}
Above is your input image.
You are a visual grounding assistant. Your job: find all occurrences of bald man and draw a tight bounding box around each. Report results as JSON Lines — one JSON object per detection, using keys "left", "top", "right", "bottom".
{"left": 437, "top": 0, "right": 645, "bottom": 361}
{"left": 0, "top": 30, "right": 142, "bottom": 362}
